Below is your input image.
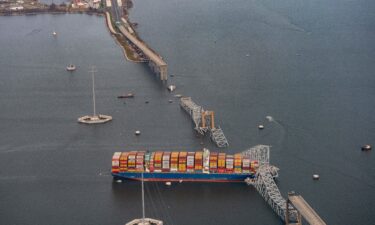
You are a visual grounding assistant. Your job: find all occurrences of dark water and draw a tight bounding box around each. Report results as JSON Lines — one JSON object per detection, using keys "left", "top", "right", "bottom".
{"left": 1, "top": 0, "right": 375, "bottom": 224}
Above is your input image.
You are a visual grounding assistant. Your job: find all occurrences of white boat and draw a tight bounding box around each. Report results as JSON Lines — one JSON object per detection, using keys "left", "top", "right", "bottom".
{"left": 78, "top": 66, "right": 112, "bottom": 124}
{"left": 66, "top": 64, "right": 76, "bottom": 71}
{"left": 52, "top": 31, "right": 57, "bottom": 36}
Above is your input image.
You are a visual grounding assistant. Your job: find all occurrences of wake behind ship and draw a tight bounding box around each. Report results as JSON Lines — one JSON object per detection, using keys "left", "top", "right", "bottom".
{"left": 111, "top": 149, "right": 259, "bottom": 182}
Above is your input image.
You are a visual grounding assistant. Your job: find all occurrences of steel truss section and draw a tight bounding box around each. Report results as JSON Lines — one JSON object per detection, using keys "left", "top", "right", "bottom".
{"left": 180, "top": 97, "right": 229, "bottom": 147}
{"left": 241, "top": 145, "right": 270, "bottom": 165}
{"left": 210, "top": 127, "right": 229, "bottom": 147}
{"left": 243, "top": 145, "right": 298, "bottom": 222}
{"left": 180, "top": 97, "right": 204, "bottom": 134}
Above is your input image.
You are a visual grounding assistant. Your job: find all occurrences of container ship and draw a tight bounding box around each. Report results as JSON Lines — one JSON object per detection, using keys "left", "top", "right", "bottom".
{"left": 111, "top": 149, "right": 259, "bottom": 182}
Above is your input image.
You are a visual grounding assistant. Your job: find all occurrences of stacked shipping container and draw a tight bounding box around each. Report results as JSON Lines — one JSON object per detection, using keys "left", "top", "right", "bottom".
{"left": 209, "top": 152, "right": 218, "bottom": 173}
{"left": 170, "top": 152, "right": 179, "bottom": 172}
{"left": 112, "top": 152, "right": 121, "bottom": 173}
{"left": 234, "top": 153, "right": 242, "bottom": 173}
{"left": 178, "top": 152, "right": 187, "bottom": 172}
{"left": 194, "top": 152, "right": 203, "bottom": 171}
{"left": 217, "top": 153, "right": 226, "bottom": 173}
{"left": 162, "top": 152, "right": 171, "bottom": 172}
{"left": 186, "top": 152, "right": 195, "bottom": 172}
{"left": 111, "top": 151, "right": 259, "bottom": 175}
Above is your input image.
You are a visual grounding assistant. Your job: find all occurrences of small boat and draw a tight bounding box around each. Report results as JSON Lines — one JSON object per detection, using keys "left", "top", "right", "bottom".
{"left": 117, "top": 93, "right": 134, "bottom": 98}
{"left": 312, "top": 174, "right": 320, "bottom": 180}
{"left": 52, "top": 31, "right": 57, "bottom": 36}
{"left": 361, "top": 145, "right": 372, "bottom": 151}
{"left": 66, "top": 64, "right": 76, "bottom": 71}
{"left": 167, "top": 85, "right": 176, "bottom": 92}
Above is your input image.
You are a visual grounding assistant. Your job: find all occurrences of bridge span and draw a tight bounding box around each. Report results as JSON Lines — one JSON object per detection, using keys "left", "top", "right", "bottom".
{"left": 244, "top": 145, "right": 327, "bottom": 225}
{"left": 117, "top": 23, "right": 168, "bottom": 81}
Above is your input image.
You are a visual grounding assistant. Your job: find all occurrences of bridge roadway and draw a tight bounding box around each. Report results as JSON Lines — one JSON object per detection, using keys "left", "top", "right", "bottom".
{"left": 116, "top": 24, "right": 168, "bottom": 80}
{"left": 287, "top": 195, "right": 327, "bottom": 225}
{"left": 109, "top": 0, "right": 168, "bottom": 80}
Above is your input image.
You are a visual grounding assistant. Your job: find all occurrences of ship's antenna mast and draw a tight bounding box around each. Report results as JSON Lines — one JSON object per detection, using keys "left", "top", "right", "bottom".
{"left": 141, "top": 172, "right": 145, "bottom": 224}
{"left": 89, "top": 66, "right": 97, "bottom": 117}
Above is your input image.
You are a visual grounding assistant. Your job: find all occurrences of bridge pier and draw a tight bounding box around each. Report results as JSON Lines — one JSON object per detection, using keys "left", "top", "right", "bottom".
{"left": 148, "top": 60, "right": 168, "bottom": 81}
{"left": 159, "top": 65, "right": 167, "bottom": 81}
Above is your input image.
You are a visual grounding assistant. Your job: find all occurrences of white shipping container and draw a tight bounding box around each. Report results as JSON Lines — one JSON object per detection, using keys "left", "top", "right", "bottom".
{"left": 226, "top": 162, "right": 234, "bottom": 169}
{"left": 113, "top": 152, "right": 121, "bottom": 159}
{"left": 162, "top": 155, "right": 170, "bottom": 161}
{"left": 187, "top": 161, "right": 194, "bottom": 166}
{"left": 112, "top": 161, "right": 119, "bottom": 166}
{"left": 242, "top": 159, "right": 250, "bottom": 167}
{"left": 162, "top": 160, "right": 170, "bottom": 169}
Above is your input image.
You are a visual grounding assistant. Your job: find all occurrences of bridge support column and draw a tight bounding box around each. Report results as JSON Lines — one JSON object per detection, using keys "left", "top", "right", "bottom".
{"left": 148, "top": 61, "right": 168, "bottom": 81}
{"left": 159, "top": 65, "right": 167, "bottom": 81}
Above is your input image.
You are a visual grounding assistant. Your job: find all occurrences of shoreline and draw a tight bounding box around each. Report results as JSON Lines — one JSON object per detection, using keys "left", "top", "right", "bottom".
{"left": 0, "top": 8, "right": 104, "bottom": 16}
{"left": 0, "top": 0, "right": 148, "bottom": 63}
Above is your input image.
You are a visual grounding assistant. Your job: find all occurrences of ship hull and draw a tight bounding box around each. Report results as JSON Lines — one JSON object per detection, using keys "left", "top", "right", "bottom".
{"left": 112, "top": 172, "right": 255, "bottom": 183}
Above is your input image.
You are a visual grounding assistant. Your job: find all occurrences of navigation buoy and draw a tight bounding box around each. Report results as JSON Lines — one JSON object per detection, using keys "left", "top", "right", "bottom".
{"left": 361, "top": 144, "right": 372, "bottom": 151}
{"left": 313, "top": 174, "right": 320, "bottom": 180}
{"left": 258, "top": 125, "right": 264, "bottom": 129}
{"left": 135, "top": 130, "right": 141, "bottom": 135}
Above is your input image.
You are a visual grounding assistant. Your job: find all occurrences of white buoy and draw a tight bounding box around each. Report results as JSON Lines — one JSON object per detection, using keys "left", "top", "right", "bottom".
{"left": 165, "top": 182, "right": 172, "bottom": 186}
{"left": 313, "top": 174, "right": 320, "bottom": 180}
{"left": 135, "top": 130, "right": 141, "bottom": 135}
{"left": 258, "top": 125, "right": 264, "bottom": 129}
